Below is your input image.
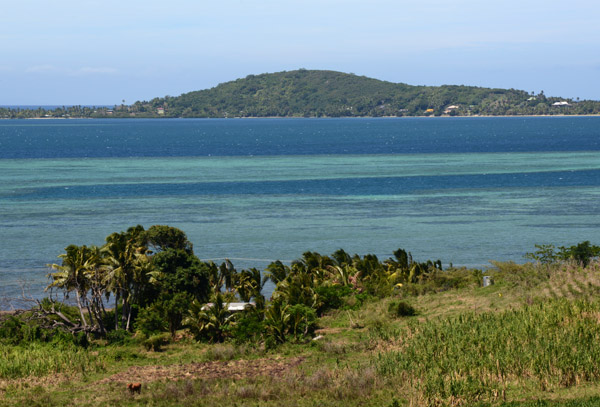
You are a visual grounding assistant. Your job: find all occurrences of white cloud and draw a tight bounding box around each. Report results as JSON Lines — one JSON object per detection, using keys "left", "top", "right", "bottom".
{"left": 73, "top": 66, "right": 118, "bottom": 75}
{"left": 25, "top": 65, "right": 59, "bottom": 73}
{"left": 24, "top": 65, "right": 118, "bottom": 76}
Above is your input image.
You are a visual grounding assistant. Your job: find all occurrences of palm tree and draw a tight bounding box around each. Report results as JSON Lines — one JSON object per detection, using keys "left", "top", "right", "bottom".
{"left": 264, "top": 260, "right": 290, "bottom": 285}
{"left": 47, "top": 245, "right": 101, "bottom": 330}
{"left": 103, "top": 229, "right": 150, "bottom": 330}
{"left": 85, "top": 245, "right": 109, "bottom": 334}
{"left": 236, "top": 268, "right": 266, "bottom": 308}
{"left": 184, "top": 293, "right": 234, "bottom": 342}
{"left": 264, "top": 299, "right": 290, "bottom": 344}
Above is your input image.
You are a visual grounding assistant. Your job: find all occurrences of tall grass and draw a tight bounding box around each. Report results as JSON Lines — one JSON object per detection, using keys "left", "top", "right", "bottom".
{"left": 0, "top": 342, "right": 106, "bottom": 380}
{"left": 376, "top": 298, "right": 600, "bottom": 405}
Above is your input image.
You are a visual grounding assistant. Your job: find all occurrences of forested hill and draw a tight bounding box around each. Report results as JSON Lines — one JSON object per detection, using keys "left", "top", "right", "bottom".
{"left": 130, "top": 69, "right": 600, "bottom": 117}
{"left": 3, "top": 69, "right": 600, "bottom": 118}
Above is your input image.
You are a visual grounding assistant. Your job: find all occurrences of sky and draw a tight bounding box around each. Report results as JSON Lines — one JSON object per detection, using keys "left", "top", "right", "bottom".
{"left": 1, "top": 0, "right": 599, "bottom": 105}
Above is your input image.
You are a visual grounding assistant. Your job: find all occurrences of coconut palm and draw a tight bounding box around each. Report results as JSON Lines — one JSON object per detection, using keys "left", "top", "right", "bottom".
{"left": 264, "top": 260, "right": 290, "bottom": 285}
{"left": 264, "top": 299, "right": 290, "bottom": 344}
{"left": 184, "top": 293, "right": 234, "bottom": 342}
{"left": 236, "top": 268, "right": 266, "bottom": 308}
{"left": 103, "top": 229, "right": 150, "bottom": 330}
{"left": 47, "top": 245, "right": 104, "bottom": 330}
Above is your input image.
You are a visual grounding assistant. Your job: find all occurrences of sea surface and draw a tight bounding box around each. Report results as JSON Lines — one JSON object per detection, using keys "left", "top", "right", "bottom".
{"left": 1, "top": 117, "right": 599, "bottom": 307}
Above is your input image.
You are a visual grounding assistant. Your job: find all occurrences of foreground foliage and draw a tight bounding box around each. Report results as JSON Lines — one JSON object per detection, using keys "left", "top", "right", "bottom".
{"left": 377, "top": 298, "right": 600, "bottom": 405}
{"left": 2, "top": 232, "right": 600, "bottom": 406}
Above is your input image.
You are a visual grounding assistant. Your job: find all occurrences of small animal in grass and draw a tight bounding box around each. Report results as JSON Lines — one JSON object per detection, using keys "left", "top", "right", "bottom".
{"left": 127, "top": 382, "right": 142, "bottom": 395}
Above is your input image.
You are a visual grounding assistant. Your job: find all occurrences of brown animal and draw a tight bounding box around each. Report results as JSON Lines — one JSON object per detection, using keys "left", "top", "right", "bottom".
{"left": 127, "top": 382, "right": 142, "bottom": 395}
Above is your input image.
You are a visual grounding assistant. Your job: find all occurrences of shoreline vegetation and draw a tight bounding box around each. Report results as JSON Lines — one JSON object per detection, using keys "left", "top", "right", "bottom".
{"left": 2, "top": 225, "right": 600, "bottom": 406}
{"left": 2, "top": 70, "right": 600, "bottom": 119}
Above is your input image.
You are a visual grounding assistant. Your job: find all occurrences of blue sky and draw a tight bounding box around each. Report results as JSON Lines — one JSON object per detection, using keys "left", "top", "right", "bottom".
{"left": 1, "top": 0, "right": 599, "bottom": 104}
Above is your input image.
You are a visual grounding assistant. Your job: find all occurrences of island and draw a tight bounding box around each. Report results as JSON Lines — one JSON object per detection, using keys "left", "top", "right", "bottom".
{"left": 2, "top": 69, "right": 600, "bottom": 119}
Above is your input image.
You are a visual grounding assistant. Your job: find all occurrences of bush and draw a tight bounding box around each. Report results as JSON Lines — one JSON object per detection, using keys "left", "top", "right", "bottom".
{"left": 388, "top": 301, "right": 417, "bottom": 318}
{"left": 0, "top": 316, "right": 88, "bottom": 346}
{"left": 51, "top": 330, "right": 90, "bottom": 348}
{"left": 287, "top": 304, "right": 317, "bottom": 341}
{"left": 231, "top": 310, "right": 264, "bottom": 344}
{"left": 135, "top": 305, "right": 168, "bottom": 337}
{"left": 315, "top": 285, "right": 353, "bottom": 314}
{"left": 0, "top": 316, "right": 27, "bottom": 345}
{"left": 143, "top": 333, "right": 171, "bottom": 351}
{"left": 106, "top": 329, "right": 134, "bottom": 345}
{"left": 343, "top": 292, "right": 372, "bottom": 310}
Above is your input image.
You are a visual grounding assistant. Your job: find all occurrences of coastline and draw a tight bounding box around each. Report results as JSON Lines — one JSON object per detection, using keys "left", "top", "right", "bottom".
{"left": 3, "top": 113, "right": 600, "bottom": 120}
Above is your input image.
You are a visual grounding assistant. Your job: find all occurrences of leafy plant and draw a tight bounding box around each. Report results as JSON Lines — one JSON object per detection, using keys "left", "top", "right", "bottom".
{"left": 387, "top": 301, "right": 417, "bottom": 318}
{"left": 184, "top": 293, "right": 234, "bottom": 343}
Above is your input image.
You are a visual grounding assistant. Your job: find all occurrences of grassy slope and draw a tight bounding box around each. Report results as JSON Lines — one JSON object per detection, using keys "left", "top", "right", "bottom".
{"left": 3, "top": 261, "right": 600, "bottom": 406}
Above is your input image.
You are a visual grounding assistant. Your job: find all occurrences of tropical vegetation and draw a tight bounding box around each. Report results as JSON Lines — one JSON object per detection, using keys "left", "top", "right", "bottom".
{"left": 2, "top": 226, "right": 600, "bottom": 406}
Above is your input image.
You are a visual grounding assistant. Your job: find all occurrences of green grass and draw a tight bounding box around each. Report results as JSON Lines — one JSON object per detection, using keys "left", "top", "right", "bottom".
{"left": 375, "top": 298, "right": 600, "bottom": 405}
{"left": 0, "top": 343, "right": 107, "bottom": 380}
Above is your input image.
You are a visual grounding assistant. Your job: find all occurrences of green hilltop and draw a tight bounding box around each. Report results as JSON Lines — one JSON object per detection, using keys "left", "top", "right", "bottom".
{"left": 133, "top": 69, "right": 600, "bottom": 117}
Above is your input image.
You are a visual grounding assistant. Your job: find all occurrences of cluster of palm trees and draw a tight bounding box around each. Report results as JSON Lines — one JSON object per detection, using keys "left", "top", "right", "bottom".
{"left": 46, "top": 225, "right": 272, "bottom": 339}
{"left": 267, "top": 248, "right": 442, "bottom": 309}
{"left": 47, "top": 226, "right": 152, "bottom": 334}
{"left": 46, "top": 224, "right": 445, "bottom": 344}
{"left": 183, "top": 248, "right": 444, "bottom": 344}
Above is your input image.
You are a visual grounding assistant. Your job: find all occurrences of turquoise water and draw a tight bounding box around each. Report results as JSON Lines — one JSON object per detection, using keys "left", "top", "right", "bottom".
{"left": 1, "top": 118, "right": 599, "bottom": 305}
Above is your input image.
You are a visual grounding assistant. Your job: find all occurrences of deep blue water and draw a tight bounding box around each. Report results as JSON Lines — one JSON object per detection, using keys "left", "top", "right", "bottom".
{"left": 1, "top": 117, "right": 599, "bottom": 307}
{"left": 1, "top": 117, "right": 598, "bottom": 159}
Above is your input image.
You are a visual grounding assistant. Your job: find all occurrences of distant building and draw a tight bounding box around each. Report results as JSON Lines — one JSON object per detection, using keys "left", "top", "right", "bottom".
{"left": 201, "top": 302, "right": 255, "bottom": 312}
{"left": 443, "top": 105, "right": 459, "bottom": 114}
{"left": 425, "top": 108, "right": 434, "bottom": 113}
{"left": 157, "top": 107, "right": 165, "bottom": 115}
{"left": 552, "top": 101, "right": 571, "bottom": 106}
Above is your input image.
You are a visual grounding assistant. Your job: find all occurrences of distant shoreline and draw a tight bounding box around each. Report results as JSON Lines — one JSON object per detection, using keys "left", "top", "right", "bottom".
{"left": 2, "top": 113, "right": 600, "bottom": 121}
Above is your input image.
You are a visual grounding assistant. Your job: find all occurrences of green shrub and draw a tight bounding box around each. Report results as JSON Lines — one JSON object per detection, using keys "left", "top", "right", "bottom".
{"left": 135, "top": 305, "right": 168, "bottom": 337}
{"left": 106, "top": 329, "right": 134, "bottom": 345}
{"left": 344, "top": 292, "right": 372, "bottom": 310}
{"left": 0, "top": 316, "right": 26, "bottom": 344}
{"left": 287, "top": 304, "right": 317, "bottom": 341}
{"left": 0, "top": 316, "right": 61, "bottom": 345}
{"left": 231, "top": 310, "right": 264, "bottom": 344}
{"left": 143, "top": 332, "right": 171, "bottom": 352}
{"left": 387, "top": 301, "right": 417, "bottom": 317}
{"left": 315, "top": 284, "right": 353, "bottom": 314}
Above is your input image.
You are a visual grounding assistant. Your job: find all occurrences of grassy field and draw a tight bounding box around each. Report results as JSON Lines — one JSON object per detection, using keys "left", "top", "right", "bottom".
{"left": 3, "top": 260, "right": 600, "bottom": 406}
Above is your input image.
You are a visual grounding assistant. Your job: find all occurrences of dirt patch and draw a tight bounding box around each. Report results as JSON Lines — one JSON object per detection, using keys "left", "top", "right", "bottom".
{"left": 314, "top": 327, "right": 346, "bottom": 335}
{"left": 98, "top": 357, "right": 304, "bottom": 385}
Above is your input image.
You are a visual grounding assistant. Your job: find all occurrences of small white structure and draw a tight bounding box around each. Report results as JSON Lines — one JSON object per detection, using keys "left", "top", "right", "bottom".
{"left": 443, "top": 105, "right": 459, "bottom": 114}
{"left": 552, "top": 101, "right": 571, "bottom": 106}
{"left": 201, "top": 302, "right": 255, "bottom": 312}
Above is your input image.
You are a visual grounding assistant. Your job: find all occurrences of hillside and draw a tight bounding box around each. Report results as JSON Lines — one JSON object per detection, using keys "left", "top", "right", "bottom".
{"left": 132, "top": 69, "right": 600, "bottom": 117}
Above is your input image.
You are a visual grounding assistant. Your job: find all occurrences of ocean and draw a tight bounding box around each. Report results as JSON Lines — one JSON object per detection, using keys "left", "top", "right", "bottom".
{"left": 1, "top": 117, "right": 599, "bottom": 307}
